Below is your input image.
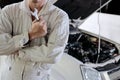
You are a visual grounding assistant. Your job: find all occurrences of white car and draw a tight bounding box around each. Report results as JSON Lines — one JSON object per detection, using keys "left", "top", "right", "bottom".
{"left": 50, "top": 0, "right": 120, "bottom": 80}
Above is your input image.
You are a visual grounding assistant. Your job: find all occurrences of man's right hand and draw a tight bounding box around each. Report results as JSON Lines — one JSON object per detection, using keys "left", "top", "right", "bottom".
{"left": 29, "top": 16, "right": 47, "bottom": 40}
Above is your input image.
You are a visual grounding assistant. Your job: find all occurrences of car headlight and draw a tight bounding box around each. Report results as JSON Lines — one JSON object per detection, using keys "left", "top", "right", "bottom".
{"left": 80, "top": 65, "right": 102, "bottom": 80}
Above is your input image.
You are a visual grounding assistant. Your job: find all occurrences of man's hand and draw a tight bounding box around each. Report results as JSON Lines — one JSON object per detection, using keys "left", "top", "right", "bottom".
{"left": 29, "top": 16, "right": 47, "bottom": 40}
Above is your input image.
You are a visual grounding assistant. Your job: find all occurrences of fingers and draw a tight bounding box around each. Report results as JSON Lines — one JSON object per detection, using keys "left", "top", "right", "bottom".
{"left": 32, "top": 16, "right": 47, "bottom": 28}
{"left": 32, "top": 16, "right": 44, "bottom": 23}
{"left": 39, "top": 16, "right": 43, "bottom": 20}
{"left": 39, "top": 19, "right": 45, "bottom": 25}
{"left": 38, "top": 16, "right": 46, "bottom": 26}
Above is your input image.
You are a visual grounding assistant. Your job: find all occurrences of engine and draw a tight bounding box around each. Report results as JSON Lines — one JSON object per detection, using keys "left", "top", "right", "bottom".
{"left": 66, "top": 32, "right": 119, "bottom": 63}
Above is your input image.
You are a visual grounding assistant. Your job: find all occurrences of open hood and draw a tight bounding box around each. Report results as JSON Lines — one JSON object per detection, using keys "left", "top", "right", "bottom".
{"left": 54, "top": 0, "right": 120, "bottom": 45}
{"left": 78, "top": 12, "right": 120, "bottom": 45}
{"left": 54, "top": 0, "right": 111, "bottom": 19}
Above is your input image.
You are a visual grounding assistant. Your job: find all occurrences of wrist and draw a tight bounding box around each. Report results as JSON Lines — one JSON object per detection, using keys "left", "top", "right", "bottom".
{"left": 28, "top": 32, "right": 34, "bottom": 40}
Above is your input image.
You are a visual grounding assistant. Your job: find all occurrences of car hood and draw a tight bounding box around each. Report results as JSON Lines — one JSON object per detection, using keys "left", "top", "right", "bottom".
{"left": 78, "top": 12, "right": 120, "bottom": 45}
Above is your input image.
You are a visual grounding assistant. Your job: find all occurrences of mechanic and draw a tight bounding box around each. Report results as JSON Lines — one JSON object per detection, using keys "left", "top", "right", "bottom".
{"left": 0, "top": 0, "right": 69, "bottom": 80}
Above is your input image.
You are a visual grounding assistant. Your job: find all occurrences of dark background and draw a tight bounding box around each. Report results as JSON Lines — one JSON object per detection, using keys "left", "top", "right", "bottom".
{"left": 54, "top": 0, "right": 110, "bottom": 19}
{"left": 0, "top": 0, "right": 22, "bottom": 8}
{"left": 54, "top": 0, "right": 120, "bottom": 19}
{"left": 102, "top": 0, "right": 120, "bottom": 15}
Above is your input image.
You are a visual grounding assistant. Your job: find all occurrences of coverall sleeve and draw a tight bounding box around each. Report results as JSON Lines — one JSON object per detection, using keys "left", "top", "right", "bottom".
{"left": 18, "top": 13, "right": 69, "bottom": 63}
{"left": 0, "top": 6, "right": 29, "bottom": 55}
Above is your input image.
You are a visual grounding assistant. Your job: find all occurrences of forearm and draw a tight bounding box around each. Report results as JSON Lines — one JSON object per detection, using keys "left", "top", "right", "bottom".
{"left": 18, "top": 42, "right": 66, "bottom": 63}
{"left": 0, "top": 32, "right": 29, "bottom": 55}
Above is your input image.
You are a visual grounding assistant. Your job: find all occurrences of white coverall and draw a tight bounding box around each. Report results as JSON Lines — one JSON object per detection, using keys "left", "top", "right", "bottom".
{"left": 0, "top": 0, "right": 69, "bottom": 80}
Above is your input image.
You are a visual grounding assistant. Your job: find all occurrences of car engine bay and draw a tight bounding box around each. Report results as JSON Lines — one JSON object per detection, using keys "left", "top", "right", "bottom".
{"left": 67, "top": 32, "right": 119, "bottom": 63}
{"left": 65, "top": 19, "right": 120, "bottom": 72}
